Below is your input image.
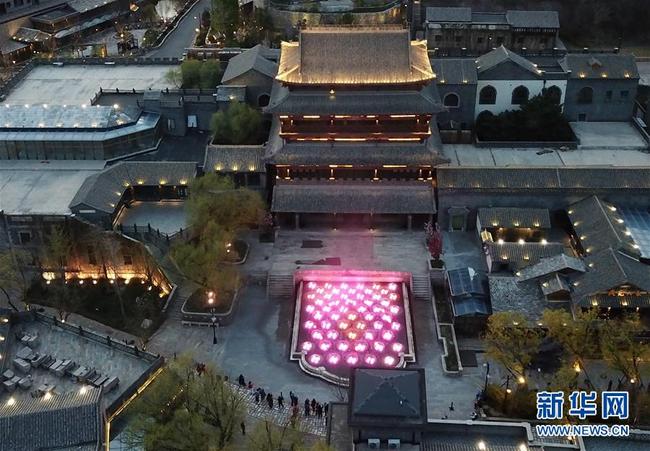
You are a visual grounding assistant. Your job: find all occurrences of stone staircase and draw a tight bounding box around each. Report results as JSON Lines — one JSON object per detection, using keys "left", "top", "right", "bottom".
{"left": 411, "top": 274, "right": 432, "bottom": 302}
{"left": 266, "top": 273, "right": 294, "bottom": 300}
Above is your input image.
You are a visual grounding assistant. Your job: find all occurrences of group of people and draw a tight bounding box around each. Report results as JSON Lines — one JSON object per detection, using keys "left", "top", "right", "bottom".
{"left": 237, "top": 374, "right": 328, "bottom": 422}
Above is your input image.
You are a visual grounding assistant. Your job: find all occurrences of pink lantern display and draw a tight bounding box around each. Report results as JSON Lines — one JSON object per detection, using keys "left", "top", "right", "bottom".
{"left": 297, "top": 278, "right": 409, "bottom": 375}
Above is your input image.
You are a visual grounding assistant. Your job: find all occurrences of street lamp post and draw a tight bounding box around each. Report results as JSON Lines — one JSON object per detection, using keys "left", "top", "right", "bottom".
{"left": 207, "top": 291, "right": 218, "bottom": 345}
{"left": 483, "top": 362, "right": 490, "bottom": 394}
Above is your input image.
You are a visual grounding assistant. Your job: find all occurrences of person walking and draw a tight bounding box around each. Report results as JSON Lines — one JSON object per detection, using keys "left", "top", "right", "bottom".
{"left": 316, "top": 403, "right": 323, "bottom": 418}
{"left": 240, "top": 421, "right": 246, "bottom": 435}
{"left": 260, "top": 388, "right": 266, "bottom": 399}
{"left": 278, "top": 392, "right": 285, "bottom": 409}
{"left": 267, "top": 393, "right": 274, "bottom": 409}
{"left": 238, "top": 374, "right": 245, "bottom": 387}
{"left": 449, "top": 402, "right": 455, "bottom": 412}
{"left": 324, "top": 403, "right": 329, "bottom": 417}
{"left": 311, "top": 398, "right": 317, "bottom": 411}
{"left": 304, "top": 398, "right": 311, "bottom": 416}
{"left": 254, "top": 390, "right": 260, "bottom": 404}
{"left": 247, "top": 381, "right": 253, "bottom": 390}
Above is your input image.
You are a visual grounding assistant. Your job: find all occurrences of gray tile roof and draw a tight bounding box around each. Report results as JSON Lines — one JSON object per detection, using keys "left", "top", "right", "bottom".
{"left": 0, "top": 387, "right": 102, "bottom": 451}
{"left": 486, "top": 241, "right": 570, "bottom": 271}
{"left": 221, "top": 45, "right": 278, "bottom": 84}
{"left": 277, "top": 27, "right": 434, "bottom": 86}
{"left": 539, "top": 273, "right": 570, "bottom": 295}
{"left": 517, "top": 254, "right": 586, "bottom": 281}
{"left": 476, "top": 46, "right": 542, "bottom": 76}
{"left": 567, "top": 195, "right": 639, "bottom": 257}
{"left": 70, "top": 161, "right": 197, "bottom": 213}
{"left": 204, "top": 144, "right": 265, "bottom": 173}
{"left": 271, "top": 181, "right": 436, "bottom": 214}
{"left": 488, "top": 275, "right": 552, "bottom": 322}
{"left": 505, "top": 10, "right": 560, "bottom": 29}
{"left": 425, "top": 7, "right": 472, "bottom": 23}
{"left": 268, "top": 140, "right": 449, "bottom": 167}
{"left": 265, "top": 83, "right": 444, "bottom": 115}
{"left": 437, "top": 168, "right": 650, "bottom": 191}
{"left": 430, "top": 58, "right": 478, "bottom": 85}
{"left": 478, "top": 207, "right": 551, "bottom": 229}
{"left": 571, "top": 248, "right": 650, "bottom": 305}
{"left": 351, "top": 368, "right": 424, "bottom": 418}
{"left": 559, "top": 53, "right": 639, "bottom": 79}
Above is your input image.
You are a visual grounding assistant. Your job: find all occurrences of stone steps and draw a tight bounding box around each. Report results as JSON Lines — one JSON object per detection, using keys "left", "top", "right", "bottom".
{"left": 411, "top": 274, "right": 432, "bottom": 302}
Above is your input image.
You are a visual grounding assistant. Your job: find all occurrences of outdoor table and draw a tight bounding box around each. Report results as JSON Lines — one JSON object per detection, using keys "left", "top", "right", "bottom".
{"left": 13, "top": 358, "right": 31, "bottom": 374}
{"left": 2, "top": 369, "right": 15, "bottom": 380}
{"left": 18, "top": 376, "right": 32, "bottom": 390}
{"left": 102, "top": 376, "right": 119, "bottom": 392}
{"left": 48, "top": 359, "right": 63, "bottom": 373}
{"left": 16, "top": 346, "right": 34, "bottom": 360}
{"left": 2, "top": 379, "right": 16, "bottom": 392}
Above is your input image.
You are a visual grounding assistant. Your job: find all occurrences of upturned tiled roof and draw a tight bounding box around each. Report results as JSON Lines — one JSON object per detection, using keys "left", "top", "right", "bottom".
{"left": 221, "top": 45, "right": 278, "bottom": 83}
{"left": 0, "top": 387, "right": 102, "bottom": 451}
{"left": 486, "top": 241, "right": 570, "bottom": 270}
{"left": 559, "top": 53, "right": 639, "bottom": 79}
{"left": 571, "top": 248, "right": 650, "bottom": 305}
{"left": 478, "top": 207, "right": 551, "bottom": 229}
{"left": 476, "top": 46, "right": 543, "bottom": 76}
{"left": 517, "top": 254, "right": 586, "bottom": 281}
{"left": 70, "top": 161, "right": 197, "bottom": 213}
{"left": 567, "top": 195, "right": 639, "bottom": 257}
{"left": 271, "top": 181, "right": 436, "bottom": 214}
{"left": 276, "top": 27, "right": 434, "bottom": 86}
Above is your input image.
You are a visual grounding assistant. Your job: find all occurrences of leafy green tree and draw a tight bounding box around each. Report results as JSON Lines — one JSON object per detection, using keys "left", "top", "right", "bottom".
{"left": 123, "top": 356, "right": 244, "bottom": 450}
{"left": 42, "top": 225, "right": 77, "bottom": 320}
{"left": 210, "top": 102, "right": 263, "bottom": 145}
{"left": 484, "top": 312, "right": 543, "bottom": 380}
{"left": 140, "top": 3, "right": 159, "bottom": 22}
{"left": 181, "top": 60, "right": 202, "bottom": 88}
{"left": 164, "top": 66, "right": 182, "bottom": 88}
{"left": 542, "top": 308, "right": 599, "bottom": 389}
{"left": 0, "top": 249, "right": 30, "bottom": 310}
{"left": 199, "top": 60, "right": 222, "bottom": 89}
{"left": 172, "top": 174, "right": 264, "bottom": 299}
{"left": 211, "top": 0, "right": 239, "bottom": 42}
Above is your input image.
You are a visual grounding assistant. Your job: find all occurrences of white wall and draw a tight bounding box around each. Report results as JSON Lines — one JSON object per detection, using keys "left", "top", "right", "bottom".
{"left": 474, "top": 79, "right": 567, "bottom": 118}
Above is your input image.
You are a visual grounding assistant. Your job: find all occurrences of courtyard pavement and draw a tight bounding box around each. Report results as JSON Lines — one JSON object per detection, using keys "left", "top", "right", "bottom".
{"left": 147, "top": 230, "right": 486, "bottom": 422}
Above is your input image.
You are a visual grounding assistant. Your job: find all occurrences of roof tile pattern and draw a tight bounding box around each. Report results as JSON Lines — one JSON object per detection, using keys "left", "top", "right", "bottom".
{"left": 277, "top": 28, "right": 434, "bottom": 85}
{"left": 478, "top": 207, "right": 551, "bottom": 229}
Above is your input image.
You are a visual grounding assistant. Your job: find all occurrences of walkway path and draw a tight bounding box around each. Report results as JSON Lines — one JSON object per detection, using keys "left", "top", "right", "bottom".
{"left": 147, "top": 0, "right": 211, "bottom": 59}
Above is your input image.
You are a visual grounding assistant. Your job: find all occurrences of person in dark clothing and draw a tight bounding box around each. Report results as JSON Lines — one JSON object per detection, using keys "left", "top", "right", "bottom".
{"left": 324, "top": 403, "right": 329, "bottom": 417}
{"left": 238, "top": 374, "right": 245, "bottom": 386}
{"left": 254, "top": 391, "right": 260, "bottom": 403}
{"left": 316, "top": 403, "right": 323, "bottom": 418}
{"left": 260, "top": 388, "right": 266, "bottom": 399}
{"left": 247, "top": 381, "right": 253, "bottom": 390}
{"left": 311, "top": 398, "right": 316, "bottom": 411}
{"left": 449, "top": 402, "right": 454, "bottom": 411}
{"left": 267, "top": 393, "right": 273, "bottom": 409}
{"left": 278, "top": 392, "right": 284, "bottom": 408}
{"left": 304, "top": 399, "right": 310, "bottom": 416}
{"left": 240, "top": 421, "right": 246, "bottom": 435}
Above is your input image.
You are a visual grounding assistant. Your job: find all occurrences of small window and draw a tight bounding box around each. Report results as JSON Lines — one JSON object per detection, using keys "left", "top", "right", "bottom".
{"left": 477, "top": 37, "right": 484, "bottom": 44}
{"left": 123, "top": 254, "right": 133, "bottom": 265}
{"left": 511, "top": 86, "right": 529, "bottom": 105}
{"left": 577, "top": 87, "right": 593, "bottom": 104}
{"left": 443, "top": 93, "right": 460, "bottom": 108}
{"left": 434, "top": 35, "right": 442, "bottom": 42}
{"left": 479, "top": 86, "right": 497, "bottom": 105}
{"left": 258, "top": 94, "right": 270, "bottom": 108}
{"left": 578, "top": 113, "right": 587, "bottom": 122}
{"left": 167, "top": 118, "right": 175, "bottom": 131}
{"left": 605, "top": 90, "right": 613, "bottom": 102}
{"left": 620, "top": 90, "right": 629, "bottom": 100}
{"left": 19, "top": 231, "right": 31, "bottom": 244}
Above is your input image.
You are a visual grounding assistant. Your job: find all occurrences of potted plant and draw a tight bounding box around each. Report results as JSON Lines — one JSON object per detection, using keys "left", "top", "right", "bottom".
{"left": 259, "top": 212, "right": 275, "bottom": 243}
{"left": 425, "top": 221, "right": 445, "bottom": 282}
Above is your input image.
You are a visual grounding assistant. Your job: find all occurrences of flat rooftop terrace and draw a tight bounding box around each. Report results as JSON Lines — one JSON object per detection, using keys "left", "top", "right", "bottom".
{"left": 3, "top": 64, "right": 178, "bottom": 106}
{"left": 1, "top": 316, "right": 154, "bottom": 407}
{"left": 442, "top": 122, "right": 650, "bottom": 168}
{"left": 0, "top": 160, "right": 105, "bottom": 216}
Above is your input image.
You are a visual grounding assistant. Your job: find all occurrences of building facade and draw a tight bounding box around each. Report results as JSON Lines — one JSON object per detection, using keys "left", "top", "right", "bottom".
{"left": 260, "top": 27, "right": 447, "bottom": 229}
{"left": 424, "top": 7, "right": 561, "bottom": 56}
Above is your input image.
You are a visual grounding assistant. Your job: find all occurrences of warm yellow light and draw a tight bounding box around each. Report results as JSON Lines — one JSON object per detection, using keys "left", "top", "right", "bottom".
{"left": 518, "top": 238, "right": 525, "bottom": 245}
{"left": 541, "top": 239, "right": 548, "bottom": 245}
{"left": 6, "top": 397, "right": 15, "bottom": 406}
